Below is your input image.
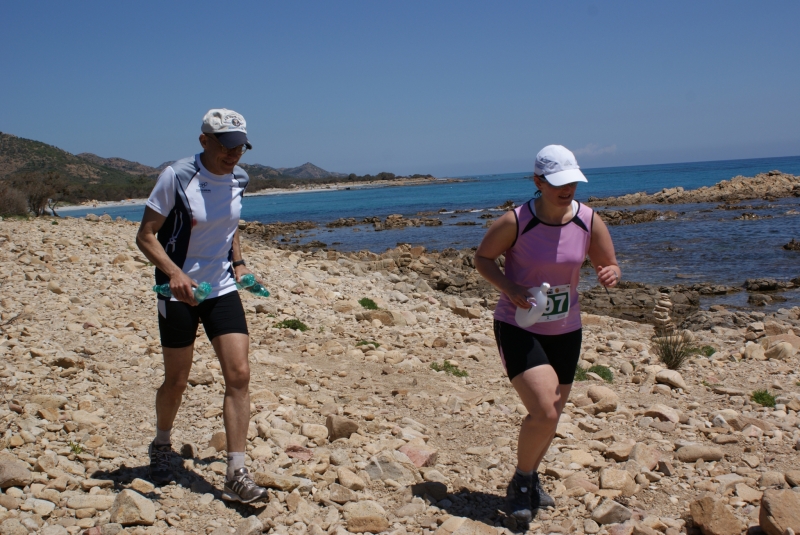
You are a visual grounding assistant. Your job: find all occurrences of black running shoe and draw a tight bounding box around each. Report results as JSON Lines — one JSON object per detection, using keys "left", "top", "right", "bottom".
{"left": 148, "top": 442, "right": 174, "bottom": 485}
{"left": 532, "top": 472, "right": 555, "bottom": 509}
{"left": 506, "top": 472, "right": 534, "bottom": 524}
{"left": 222, "top": 467, "right": 268, "bottom": 504}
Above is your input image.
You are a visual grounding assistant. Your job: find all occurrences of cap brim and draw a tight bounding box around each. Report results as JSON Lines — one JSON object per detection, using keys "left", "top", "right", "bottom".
{"left": 215, "top": 131, "right": 252, "bottom": 150}
{"left": 545, "top": 168, "right": 587, "bottom": 186}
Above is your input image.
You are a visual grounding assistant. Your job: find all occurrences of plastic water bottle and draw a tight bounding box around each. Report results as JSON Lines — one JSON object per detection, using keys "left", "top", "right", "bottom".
{"left": 514, "top": 282, "right": 551, "bottom": 328}
{"left": 236, "top": 274, "right": 270, "bottom": 298}
{"left": 152, "top": 281, "right": 213, "bottom": 303}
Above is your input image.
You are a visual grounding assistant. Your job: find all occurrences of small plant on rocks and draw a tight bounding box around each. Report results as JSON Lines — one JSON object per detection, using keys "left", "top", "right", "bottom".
{"left": 274, "top": 319, "right": 308, "bottom": 332}
{"left": 751, "top": 389, "right": 776, "bottom": 407}
{"left": 574, "top": 366, "right": 589, "bottom": 382}
{"left": 431, "top": 360, "right": 468, "bottom": 377}
{"left": 356, "top": 340, "right": 380, "bottom": 348}
{"left": 358, "top": 298, "right": 378, "bottom": 310}
{"left": 588, "top": 365, "right": 613, "bottom": 383}
{"left": 68, "top": 441, "right": 84, "bottom": 454}
{"left": 652, "top": 328, "right": 693, "bottom": 370}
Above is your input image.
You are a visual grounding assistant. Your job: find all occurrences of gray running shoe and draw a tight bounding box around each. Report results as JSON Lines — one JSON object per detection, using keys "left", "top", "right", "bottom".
{"left": 148, "top": 442, "right": 174, "bottom": 485}
{"left": 222, "top": 467, "right": 268, "bottom": 504}
{"left": 506, "top": 472, "right": 534, "bottom": 523}
{"left": 532, "top": 472, "right": 555, "bottom": 508}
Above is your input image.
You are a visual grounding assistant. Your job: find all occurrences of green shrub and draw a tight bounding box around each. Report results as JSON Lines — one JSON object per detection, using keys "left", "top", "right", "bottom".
{"left": 751, "top": 389, "right": 776, "bottom": 407}
{"left": 356, "top": 340, "right": 380, "bottom": 348}
{"left": 430, "top": 360, "right": 468, "bottom": 377}
{"left": 574, "top": 366, "right": 589, "bottom": 382}
{"left": 358, "top": 298, "right": 378, "bottom": 310}
{"left": 274, "top": 319, "right": 308, "bottom": 331}
{"left": 652, "top": 328, "right": 693, "bottom": 370}
{"left": 689, "top": 345, "right": 716, "bottom": 357}
{"left": 588, "top": 365, "right": 613, "bottom": 383}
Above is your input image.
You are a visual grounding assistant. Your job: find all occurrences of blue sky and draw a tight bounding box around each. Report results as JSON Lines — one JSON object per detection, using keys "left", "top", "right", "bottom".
{"left": 2, "top": 1, "right": 799, "bottom": 176}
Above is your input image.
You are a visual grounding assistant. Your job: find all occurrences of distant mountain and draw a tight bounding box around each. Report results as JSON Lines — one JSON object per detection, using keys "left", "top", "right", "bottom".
{"left": 77, "top": 153, "right": 160, "bottom": 177}
{"left": 277, "top": 162, "right": 346, "bottom": 179}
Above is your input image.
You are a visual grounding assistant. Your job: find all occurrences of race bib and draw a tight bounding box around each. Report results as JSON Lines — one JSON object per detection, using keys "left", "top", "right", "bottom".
{"left": 538, "top": 284, "right": 570, "bottom": 322}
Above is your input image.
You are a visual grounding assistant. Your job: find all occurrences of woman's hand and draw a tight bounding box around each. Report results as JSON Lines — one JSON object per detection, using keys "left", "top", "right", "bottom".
{"left": 596, "top": 265, "right": 620, "bottom": 288}
{"left": 504, "top": 282, "right": 534, "bottom": 309}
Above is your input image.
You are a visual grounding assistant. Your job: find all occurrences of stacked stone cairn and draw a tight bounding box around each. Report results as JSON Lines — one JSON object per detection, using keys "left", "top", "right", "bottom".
{"left": 652, "top": 292, "right": 675, "bottom": 332}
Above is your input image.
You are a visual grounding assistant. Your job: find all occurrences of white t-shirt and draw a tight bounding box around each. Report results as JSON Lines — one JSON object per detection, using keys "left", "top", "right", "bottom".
{"left": 146, "top": 154, "right": 245, "bottom": 300}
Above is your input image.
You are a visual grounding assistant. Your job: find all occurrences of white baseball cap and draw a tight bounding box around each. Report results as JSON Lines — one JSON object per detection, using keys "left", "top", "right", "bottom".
{"left": 534, "top": 145, "right": 587, "bottom": 186}
{"left": 201, "top": 108, "right": 252, "bottom": 150}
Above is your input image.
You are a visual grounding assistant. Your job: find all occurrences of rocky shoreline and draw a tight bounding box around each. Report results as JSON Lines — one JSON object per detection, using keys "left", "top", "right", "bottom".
{"left": 2, "top": 216, "right": 800, "bottom": 535}
{"left": 587, "top": 171, "right": 800, "bottom": 207}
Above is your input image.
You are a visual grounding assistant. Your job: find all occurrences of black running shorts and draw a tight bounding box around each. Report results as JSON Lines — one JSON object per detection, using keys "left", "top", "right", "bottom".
{"left": 493, "top": 320, "right": 582, "bottom": 384}
{"left": 157, "top": 291, "right": 249, "bottom": 348}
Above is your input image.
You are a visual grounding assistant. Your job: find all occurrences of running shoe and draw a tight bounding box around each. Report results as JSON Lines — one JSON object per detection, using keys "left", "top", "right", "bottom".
{"left": 148, "top": 442, "right": 174, "bottom": 485}
{"left": 506, "top": 472, "right": 534, "bottom": 523}
{"left": 222, "top": 467, "right": 269, "bottom": 504}
{"left": 533, "top": 472, "right": 555, "bottom": 508}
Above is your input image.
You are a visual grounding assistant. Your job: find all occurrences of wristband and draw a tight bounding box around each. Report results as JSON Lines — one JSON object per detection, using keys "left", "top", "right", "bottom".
{"left": 232, "top": 259, "right": 246, "bottom": 268}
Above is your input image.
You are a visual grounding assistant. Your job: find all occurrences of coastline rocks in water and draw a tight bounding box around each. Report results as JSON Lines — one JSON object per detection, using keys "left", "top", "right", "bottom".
{"left": 580, "top": 282, "right": 699, "bottom": 325}
{"left": 596, "top": 209, "right": 679, "bottom": 226}
{"left": 587, "top": 171, "right": 800, "bottom": 207}
{"left": 783, "top": 238, "right": 800, "bottom": 251}
{"left": 744, "top": 278, "right": 796, "bottom": 292}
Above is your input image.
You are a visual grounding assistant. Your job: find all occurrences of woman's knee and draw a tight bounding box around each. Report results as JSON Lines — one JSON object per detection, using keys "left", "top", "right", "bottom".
{"left": 524, "top": 406, "right": 560, "bottom": 427}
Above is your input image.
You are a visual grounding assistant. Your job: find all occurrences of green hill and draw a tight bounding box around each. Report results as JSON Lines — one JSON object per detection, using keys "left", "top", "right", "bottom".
{"left": 0, "top": 132, "right": 152, "bottom": 203}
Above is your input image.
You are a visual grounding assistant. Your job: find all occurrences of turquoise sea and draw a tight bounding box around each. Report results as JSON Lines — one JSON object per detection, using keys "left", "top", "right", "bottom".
{"left": 63, "top": 155, "right": 800, "bottom": 310}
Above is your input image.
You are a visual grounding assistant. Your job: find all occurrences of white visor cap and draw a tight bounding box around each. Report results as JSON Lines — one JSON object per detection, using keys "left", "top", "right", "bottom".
{"left": 534, "top": 145, "right": 588, "bottom": 186}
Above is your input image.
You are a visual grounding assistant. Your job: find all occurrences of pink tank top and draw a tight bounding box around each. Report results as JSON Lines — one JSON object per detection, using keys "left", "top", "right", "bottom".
{"left": 494, "top": 199, "right": 593, "bottom": 335}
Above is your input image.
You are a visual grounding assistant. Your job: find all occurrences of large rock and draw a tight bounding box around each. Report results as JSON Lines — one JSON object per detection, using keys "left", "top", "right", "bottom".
{"left": 765, "top": 342, "right": 795, "bottom": 360}
{"left": 690, "top": 496, "right": 744, "bottom": 535}
{"left": 675, "top": 445, "right": 725, "bottom": 462}
{"left": 326, "top": 415, "right": 359, "bottom": 441}
{"left": 66, "top": 494, "right": 116, "bottom": 510}
{"left": 0, "top": 461, "right": 32, "bottom": 489}
{"left": 30, "top": 394, "right": 68, "bottom": 409}
{"left": 760, "top": 489, "right": 800, "bottom": 535}
{"left": 599, "top": 468, "right": 637, "bottom": 496}
{"left": 108, "top": 489, "right": 156, "bottom": 526}
{"left": 234, "top": 516, "right": 263, "bottom": 535}
{"left": 591, "top": 498, "right": 632, "bottom": 525}
{"left": 629, "top": 443, "right": 661, "bottom": 471}
{"left": 655, "top": 369, "right": 687, "bottom": 390}
{"left": 343, "top": 500, "right": 389, "bottom": 533}
{"left": 337, "top": 467, "right": 366, "bottom": 491}
{"left": 644, "top": 404, "right": 680, "bottom": 423}
{"left": 398, "top": 443, "right": 438, "bottom": 467}
{"left": 435, "top": 517, "right": 499, "bottom": 535}
{"left": 365, "top": 451, "right": 418, "bottom": 485}
{"left": 254, "top": 470, "right": 307, "bottom": 492}
{"left": 587, "top": 385, "right": 618, "bottom": 402}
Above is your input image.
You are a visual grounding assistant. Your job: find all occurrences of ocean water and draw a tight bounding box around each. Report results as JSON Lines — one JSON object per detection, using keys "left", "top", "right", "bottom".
{"left": 62, "top": 155, "right": 800, "bottom": 310}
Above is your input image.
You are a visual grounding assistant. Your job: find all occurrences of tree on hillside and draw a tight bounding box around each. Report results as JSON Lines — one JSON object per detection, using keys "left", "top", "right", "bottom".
{"left": 11, "top": 171, "right": 72, "bottom": 216}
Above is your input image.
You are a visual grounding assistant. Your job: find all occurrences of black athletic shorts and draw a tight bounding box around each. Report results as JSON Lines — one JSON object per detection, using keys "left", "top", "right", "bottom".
{"left": 157, "top": 291, "right": 249, "bottom": 348}
{"left": 493, "top": 320, "right": 582, "bottom": 384}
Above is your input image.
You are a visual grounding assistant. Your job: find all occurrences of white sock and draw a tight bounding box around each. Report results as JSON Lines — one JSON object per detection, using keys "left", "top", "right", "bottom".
{"left": 154, "top": 427, "right": 171, "bottom": 446}
{"left": 515, "top": 467, "right": 534, "bottom": 477}
{"left": 227, "top": 452, "right": 245, "bottom": 479}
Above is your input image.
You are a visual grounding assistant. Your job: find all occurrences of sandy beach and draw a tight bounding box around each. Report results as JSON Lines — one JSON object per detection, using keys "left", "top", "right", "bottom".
{"left": 57, "top": 176, "right": 462, "bottom": 213}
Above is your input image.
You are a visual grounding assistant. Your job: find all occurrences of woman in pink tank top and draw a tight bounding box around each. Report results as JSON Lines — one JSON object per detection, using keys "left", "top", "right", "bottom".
{"left": 474, "top": 145, "right": 620, "bottom": 523}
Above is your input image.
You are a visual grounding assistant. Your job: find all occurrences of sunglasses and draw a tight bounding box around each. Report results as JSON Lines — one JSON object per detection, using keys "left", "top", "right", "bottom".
{"left": 208, "top": 134, "right": 248, "bottom": 156}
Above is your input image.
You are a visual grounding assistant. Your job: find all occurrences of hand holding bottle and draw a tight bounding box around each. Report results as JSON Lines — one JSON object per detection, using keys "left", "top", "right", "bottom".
{"left": 236, "top": 273, "right": 270, "bottom": 297}
{"left": 153, "top": 281, "right": 212, "bottom": 304}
